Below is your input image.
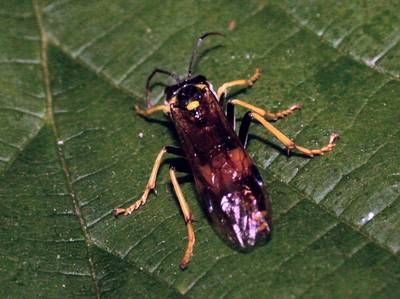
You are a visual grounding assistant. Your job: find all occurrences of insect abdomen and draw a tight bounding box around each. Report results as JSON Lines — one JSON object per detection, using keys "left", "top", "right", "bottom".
{"left": 170, "top": 85, "right": 272, "bottom": 247}
{"left": 195, "top": 147, "right": 272, "bottom": 248}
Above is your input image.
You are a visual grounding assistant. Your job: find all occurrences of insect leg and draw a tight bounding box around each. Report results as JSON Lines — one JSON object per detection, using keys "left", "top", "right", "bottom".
{"left": 217, "top": 68, "right": 262, "bottom": 100}
{"left": 238, "top": 111, "right": 253, "bottom": 148}
{"left": 226, "top": 99, "right": 236, "bottom": 129}
{"left": 229, "top": 99, "right": 300, "bottom": 121}
{"left": 250, "top": 112, "right": 339, "bottom": 156}
{"left": 229, "top": 99, "right": 300, "bottom": 147}
{"left": 169, "top": 166, "right": 195, "bottom": 270}
{"left": 134, "top": 104, "right": 170, "bottom": 117}
{"left": 114, "top": 146, "right": 184, "bottom": 216}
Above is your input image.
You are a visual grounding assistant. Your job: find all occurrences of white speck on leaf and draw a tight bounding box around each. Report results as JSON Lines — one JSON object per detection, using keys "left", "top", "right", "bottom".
{"left": 360, "top": 212, "right": 375, "bottom": 225}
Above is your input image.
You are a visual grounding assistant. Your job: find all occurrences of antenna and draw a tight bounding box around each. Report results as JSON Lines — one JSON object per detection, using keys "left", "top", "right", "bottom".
{"left": 187, "top": 32, "right": 225, "bottom": 77}
{"left": 145, "top": 68, "right": 180, "bottom": 107}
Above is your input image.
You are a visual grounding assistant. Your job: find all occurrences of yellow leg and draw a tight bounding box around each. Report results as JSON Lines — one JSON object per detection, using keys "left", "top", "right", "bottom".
{"left": 230, "top": 98, "right": 301, "bottom": 121}
{"left": 217, "top": 68, "right": 262, "bottom": 99}
{"left": 114, "top": 147, "right": 167, "bottom": 216}
{"left": 135, "top": 104, "right": 170, "bottom": 117}
{"left": 252, "top": 113, "right": 339, "bottom": 157}
{"left": 169, "top": 167, "right": 195, "bottom": 270}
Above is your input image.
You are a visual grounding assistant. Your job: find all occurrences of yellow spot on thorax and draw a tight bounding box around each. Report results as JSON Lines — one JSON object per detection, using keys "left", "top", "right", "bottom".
{"left": 187, "top": 100, "right": 200, "bottom": 110}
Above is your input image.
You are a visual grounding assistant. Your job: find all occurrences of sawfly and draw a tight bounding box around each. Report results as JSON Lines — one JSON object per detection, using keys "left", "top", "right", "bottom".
{"left": 115, "top": 33, "right": 338, "bottom": 269}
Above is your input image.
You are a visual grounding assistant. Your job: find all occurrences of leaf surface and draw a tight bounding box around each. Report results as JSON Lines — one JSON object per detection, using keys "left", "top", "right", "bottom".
{"left": 1, "top": 1, "right": 399, "bottom": 298}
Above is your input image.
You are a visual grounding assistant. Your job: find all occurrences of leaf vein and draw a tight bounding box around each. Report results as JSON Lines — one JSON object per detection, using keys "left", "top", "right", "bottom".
{"left": 117, "top": 21, "right": 198, "bottom": 85}
{"left": 121, "top": 212, "right": 180, "bottom": 259}
{"left": 275, "top": 4, "right": 400, "bottom": 80}
{"left": 220, "top": 221, "right": 338, "bottom": 298}
{"left": 297, "top": 241, "right": 370, "bottom": 298}
{"left": 269, "top": 171, "right": 397, "bottom": 255}
{"left": 33, "top": 1, "right": 101, "bottom": 297}
{"left": 72, "top": 11, "right": 139, "bottom": 58}
{"left": 287, "top": 78, "right": 391, "bottom": 194}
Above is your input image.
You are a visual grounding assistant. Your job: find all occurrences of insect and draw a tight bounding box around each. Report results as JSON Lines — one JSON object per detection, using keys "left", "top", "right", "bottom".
{"left": 115, "top": 32, "right": 338, "bottom": 269}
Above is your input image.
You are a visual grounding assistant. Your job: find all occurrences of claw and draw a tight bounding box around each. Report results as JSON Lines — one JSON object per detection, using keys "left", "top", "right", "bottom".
{"left": 114, "top": 208, "right": 126, "bottom": 217}
{"left": 249, "top": 68, "right": 262, "bottom": 85}
{"left": 134, "top": 105, "right": 143, "bottom": 115}
{"left": 290, "top": 103, "right": 301, "bottom": 111}
{"left": 329, "top": 132, "right": 339, "bottom": 144}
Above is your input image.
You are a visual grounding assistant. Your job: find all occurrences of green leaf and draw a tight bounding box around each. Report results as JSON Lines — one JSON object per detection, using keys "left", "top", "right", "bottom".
{"left": 1, "top": 0, "right": 400, "bottom": 298}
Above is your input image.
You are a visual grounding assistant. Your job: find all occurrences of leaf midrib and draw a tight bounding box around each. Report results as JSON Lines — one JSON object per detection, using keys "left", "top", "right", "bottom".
{"left": 33, "top": 1, "right": 101, "bottom": 297}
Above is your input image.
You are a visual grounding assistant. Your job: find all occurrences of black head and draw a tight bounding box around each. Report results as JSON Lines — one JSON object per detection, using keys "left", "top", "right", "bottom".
{"left": 144, "top": 32, "right": 224, "bottom": 107}
{"left": 165, "top": 76, "right": 209, "bottom": 125}
{"left": 164, "top": 75, "right": 208, "bottom": 102}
